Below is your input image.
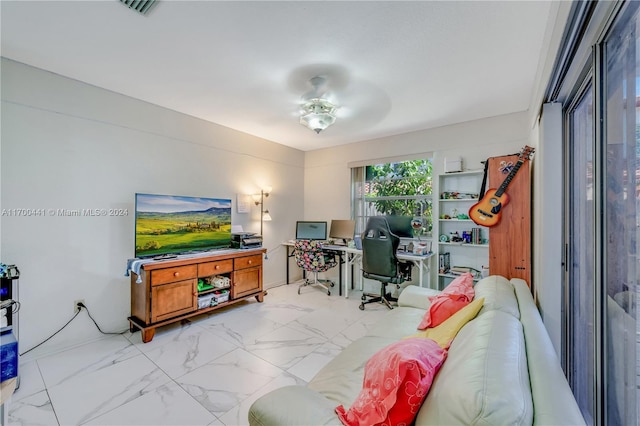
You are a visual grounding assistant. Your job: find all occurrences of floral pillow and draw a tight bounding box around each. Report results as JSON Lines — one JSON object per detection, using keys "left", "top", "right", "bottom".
{"left": 417, "top": 272, "right": 474, "bottom": 330}
{"left": 335, "top": 338, "right": 447, "bottom": 426}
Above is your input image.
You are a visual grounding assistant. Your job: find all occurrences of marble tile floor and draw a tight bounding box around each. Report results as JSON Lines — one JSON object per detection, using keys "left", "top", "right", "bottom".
{"left": 6, "top": 282, "right": 391, "bottom": 426}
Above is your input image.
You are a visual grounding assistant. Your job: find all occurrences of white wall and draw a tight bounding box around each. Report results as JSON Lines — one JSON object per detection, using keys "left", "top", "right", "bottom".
{"left": 304, "top": 111, "right": 532, "bottom": 286}
{"left": 0, "top": 59, "right": 305, "bottom": 359}
{"left": 532, "top": 102, "right": 564, "bottom": 356}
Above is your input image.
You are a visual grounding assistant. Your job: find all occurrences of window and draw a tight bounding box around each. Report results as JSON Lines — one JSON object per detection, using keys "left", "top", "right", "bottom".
{"left": 351, "top": 158, "right": 433, "bottom": 237}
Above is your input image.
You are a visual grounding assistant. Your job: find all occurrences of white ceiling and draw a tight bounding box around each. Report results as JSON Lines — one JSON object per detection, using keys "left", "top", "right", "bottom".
{"left": 1, "top": 1, "right": 560, "bottom": 151}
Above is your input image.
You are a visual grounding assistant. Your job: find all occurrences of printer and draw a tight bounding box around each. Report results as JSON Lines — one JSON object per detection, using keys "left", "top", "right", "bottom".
{"left": 231, "top": 233, "right": 263, "bottom": 249}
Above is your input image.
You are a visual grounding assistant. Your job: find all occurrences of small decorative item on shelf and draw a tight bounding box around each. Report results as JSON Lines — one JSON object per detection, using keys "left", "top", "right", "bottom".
{"left": 440, "top": 192, "right": 479, "bottom": 200}
{"left": 197, "top": 279, "right": 213, "bottom": 292}
{"left": 410, "top": 217, "right": 424, "bottom": 239}
{"left": 450, "top": 232, "right": 464, "bottom": 243}
{"left": 210, "top": 275, "right": 231, "bottom": 288}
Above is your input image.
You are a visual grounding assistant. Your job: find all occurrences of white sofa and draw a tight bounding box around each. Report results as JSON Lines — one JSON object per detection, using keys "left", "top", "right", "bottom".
{"left": 248, "top": 275, "right": 585, "bottom": 425}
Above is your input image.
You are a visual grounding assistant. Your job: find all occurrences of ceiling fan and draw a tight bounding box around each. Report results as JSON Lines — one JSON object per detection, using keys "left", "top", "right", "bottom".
{"left": 288, "top": 64, "right": 391, "bottom": 135}
{"left": 299, "top": 76, "right": 339, "bottom": 134}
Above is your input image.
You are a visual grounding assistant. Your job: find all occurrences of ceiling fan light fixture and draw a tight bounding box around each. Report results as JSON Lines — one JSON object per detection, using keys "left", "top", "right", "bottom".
{"left": 299, "top": 98, "right": 337, "bottom": 134}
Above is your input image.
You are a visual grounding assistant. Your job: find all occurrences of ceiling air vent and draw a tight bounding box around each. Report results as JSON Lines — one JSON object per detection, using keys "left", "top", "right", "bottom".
{"left": 119, "top": 0, "right": 157, "bottom": 15}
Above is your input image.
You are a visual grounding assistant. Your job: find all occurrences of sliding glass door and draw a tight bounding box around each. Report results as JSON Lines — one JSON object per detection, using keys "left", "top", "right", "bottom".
{"left": 565, "top": 81, "right": 595, "bottom": 425}
{"left": 563, "top": 2, "right": 639, "bottom": 424}
{"left": 602, "top": 5, "right": 639, "bottom": 424}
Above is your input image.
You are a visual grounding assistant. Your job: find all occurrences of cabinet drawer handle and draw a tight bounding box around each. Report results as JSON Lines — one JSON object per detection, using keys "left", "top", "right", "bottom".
{"left": 248, "top": 260, "right": 253, "bottom": 265}
{"left": 173, "top": 272, "right": 180, "bottom": 277}
{"left": 215, "top": 265, "right": 220, "bottom": 270}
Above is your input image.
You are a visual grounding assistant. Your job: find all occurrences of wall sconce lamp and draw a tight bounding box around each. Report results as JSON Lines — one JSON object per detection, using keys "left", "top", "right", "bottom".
{"left": 253, "top": 186, "right": 272, "bottom": 236}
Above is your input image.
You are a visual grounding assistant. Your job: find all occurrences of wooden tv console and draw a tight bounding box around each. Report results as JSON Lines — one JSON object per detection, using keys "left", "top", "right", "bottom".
{"left": 128, "top": 248, "right": 266, "bottom": 343}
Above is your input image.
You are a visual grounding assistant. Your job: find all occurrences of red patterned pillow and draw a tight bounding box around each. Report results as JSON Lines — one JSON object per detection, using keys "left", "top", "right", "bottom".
{"left": 335, "top": 338, "right": 447, "bottom": 426}
{"left": 417, "top": 272, "right": 474, "bottom": 330}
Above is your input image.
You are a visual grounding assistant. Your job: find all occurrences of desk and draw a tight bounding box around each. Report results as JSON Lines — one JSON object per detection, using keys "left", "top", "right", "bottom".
{"left": 396, "top": 251, "right": 435, "bottom": 290}
{"left": 283, "top": 241, "right": 434, "bottom": 298}
{"left": 322, "top": 245, "right": 361, "bottom": 298}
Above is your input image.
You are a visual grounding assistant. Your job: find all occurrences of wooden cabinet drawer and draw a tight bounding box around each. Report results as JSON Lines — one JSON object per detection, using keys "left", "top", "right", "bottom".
{"left": 234, "top": 254, "right": 262, "bottom": 270}
{"left": 198, "top": 259, "right": 233, "bottom": 277}
{"left": 151, "top": 265, "right": 197, "bottom": 286}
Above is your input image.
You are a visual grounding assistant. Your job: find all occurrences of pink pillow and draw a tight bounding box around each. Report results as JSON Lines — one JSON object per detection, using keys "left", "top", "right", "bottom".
{"left": 417, "top": 272, "right": 474, "bottom": 330}
{"left": 335, "top": 338, "right": 447, "bottom": 426}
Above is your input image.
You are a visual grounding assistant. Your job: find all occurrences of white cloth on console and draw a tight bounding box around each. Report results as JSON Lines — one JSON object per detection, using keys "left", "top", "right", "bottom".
{"left": 125, "top": 258, "right": 156, "bottom": 283}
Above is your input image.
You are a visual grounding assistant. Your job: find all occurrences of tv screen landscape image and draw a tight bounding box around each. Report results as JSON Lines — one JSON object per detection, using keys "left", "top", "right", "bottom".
{"left": 135, "top": 193, "right": 232, "bottom": 258}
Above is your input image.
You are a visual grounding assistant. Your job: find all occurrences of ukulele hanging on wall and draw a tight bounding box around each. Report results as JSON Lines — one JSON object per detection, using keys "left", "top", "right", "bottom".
{"left": 468, "top": 145, "right": 535, "bottom": 227}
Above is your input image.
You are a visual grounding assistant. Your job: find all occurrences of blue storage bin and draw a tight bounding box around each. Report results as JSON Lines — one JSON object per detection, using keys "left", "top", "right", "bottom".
{"left": 0, "top": 326, "right": 18, "bottom": 382}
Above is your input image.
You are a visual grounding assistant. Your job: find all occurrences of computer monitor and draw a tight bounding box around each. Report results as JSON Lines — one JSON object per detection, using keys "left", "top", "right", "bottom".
{"left": 295, "top": 221, "right": 328, "bottom": 240}
{"left": 384, "top": 215, "right": 414, "bottom": 238}
{"left": 329, "top": 219, "right": 356, "bottom": 244}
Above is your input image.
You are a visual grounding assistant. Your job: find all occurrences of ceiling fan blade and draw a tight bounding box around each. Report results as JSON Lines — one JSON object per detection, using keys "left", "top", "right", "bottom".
{"left": 332, "top": 78, "right": 391, "bottom": 127}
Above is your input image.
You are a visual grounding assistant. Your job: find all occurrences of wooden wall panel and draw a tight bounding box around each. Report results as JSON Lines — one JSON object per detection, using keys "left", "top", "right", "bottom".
{"left": 488, "top": 154, "right": 531, "bottom": 283}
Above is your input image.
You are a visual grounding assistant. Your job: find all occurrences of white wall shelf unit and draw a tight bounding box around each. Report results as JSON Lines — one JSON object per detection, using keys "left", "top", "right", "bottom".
{"left": 435, "top": 169, "right": 488, "bottom": 289}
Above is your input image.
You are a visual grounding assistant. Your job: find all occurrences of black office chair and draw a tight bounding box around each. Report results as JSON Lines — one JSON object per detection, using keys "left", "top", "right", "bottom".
{"left": 359, "top": 216, "right": 412, "bottom": 310}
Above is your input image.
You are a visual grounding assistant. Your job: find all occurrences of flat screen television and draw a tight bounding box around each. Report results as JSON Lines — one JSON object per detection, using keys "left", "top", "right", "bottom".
{"left": 295, "top": 221, "right": 327, "bottom": 240}
{"left": 135, "top": 193, "right": 232, "bottom": 258}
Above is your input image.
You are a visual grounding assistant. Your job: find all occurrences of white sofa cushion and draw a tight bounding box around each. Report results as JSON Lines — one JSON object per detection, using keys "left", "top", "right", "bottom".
{"left": 365, "top": 305, "right": 426, "bottom": 339}
{"left": 308, "top": 336, "right": 397, "bottom": 406}
{"left": 248, "top": 386, "right": 341, "bottom": 426}
{"left": 416, "top": 310, "right": 533, "bottom": 425}
{"left": 474, "top": 275, "right": 521, "bottom": 319}
{"left": 397, "top": 284, "right": 441, "bottom": 310}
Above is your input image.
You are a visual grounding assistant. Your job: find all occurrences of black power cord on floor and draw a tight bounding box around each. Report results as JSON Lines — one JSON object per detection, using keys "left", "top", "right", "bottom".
{"left": 76, "top": 302, "right": 129, "bottom": 336}
{"left": 19, "top": 302, "right": 129, "bottom": 356}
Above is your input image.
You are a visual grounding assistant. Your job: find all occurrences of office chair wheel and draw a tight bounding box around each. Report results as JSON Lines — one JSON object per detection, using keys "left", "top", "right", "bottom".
{"left": 359, "top": 303, "right": 365, "bottom": 310}
{"left": 361, "top": 294, "right": 366, "bottom": 301}
{"left": 327, "top": 290, "right": 331, "bottom": 296}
